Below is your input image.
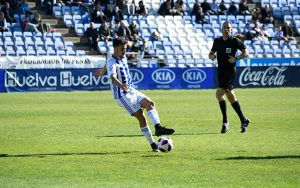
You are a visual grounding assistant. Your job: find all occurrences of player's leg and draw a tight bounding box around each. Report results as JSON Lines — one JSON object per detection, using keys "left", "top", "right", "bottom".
{"left": 133, "top": 109, "right": 159, "bottom": 152}
{"left": 225, "top": 90, "right": 250, "bottom": 133}
{"left": 139, "top": 96, "right": 175, "bottom": 136}
{"left": 216, "top": 88, "right": 229, "bottom": 133}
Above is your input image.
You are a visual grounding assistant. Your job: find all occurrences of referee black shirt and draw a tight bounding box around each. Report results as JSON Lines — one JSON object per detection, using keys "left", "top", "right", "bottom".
{"left": 211, "top": 36, "right": 246, "bottom": 70}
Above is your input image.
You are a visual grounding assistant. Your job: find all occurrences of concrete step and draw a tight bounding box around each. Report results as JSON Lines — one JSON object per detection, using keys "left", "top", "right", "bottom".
{"left": 28, "top": 2, "right": 36, "bottom": 8}
{"left": 85, "top": 50, "right": 101, "bottom": 56}
{"left": 76, "top": 46, "right": 90, "bottom": 51}
{"left": 64, "top": 37, "right": 83, "bottom": 43}
{"left": 55, "top": 28, "right": 72, "bottom": 35}
{"left": 42, "top": 19, "right": 58, "bottom": 25}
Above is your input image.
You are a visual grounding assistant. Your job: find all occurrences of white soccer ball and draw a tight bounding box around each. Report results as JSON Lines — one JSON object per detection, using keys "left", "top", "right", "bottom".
{"left": 157, "top": 137, "right": 173, "bottom": 152}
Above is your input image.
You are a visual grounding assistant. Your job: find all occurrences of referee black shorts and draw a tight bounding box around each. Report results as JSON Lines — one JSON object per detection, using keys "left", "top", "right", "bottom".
{"left": 218, "top": 69, "right": 236, "bottom": 91}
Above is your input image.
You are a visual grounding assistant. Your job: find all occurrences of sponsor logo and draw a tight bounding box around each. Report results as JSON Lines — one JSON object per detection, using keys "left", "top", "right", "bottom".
{"left": 182, "top": 69, "right": 206, "bottom": 84}
{"left": 5, "top": 71, "right": 109, "bottom": 88}
{"left": 151, "top": 69, "right": 175, "bottom": 84}
{"left": 239, "top": 67, "right": 287, "bottom": 86}
{"left": 5, "top": 71, "right": 57, "bottom": 87}
{"left": 130, "top": 69, "right": 144, "bottom": 84}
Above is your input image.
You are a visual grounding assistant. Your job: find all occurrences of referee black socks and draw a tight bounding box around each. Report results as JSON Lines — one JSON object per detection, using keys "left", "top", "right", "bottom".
{"left": 231, "top": 101, "right": 246, "bottom": 123}
{"left": 219, "top": 100, "right": 228, "bottom": 123}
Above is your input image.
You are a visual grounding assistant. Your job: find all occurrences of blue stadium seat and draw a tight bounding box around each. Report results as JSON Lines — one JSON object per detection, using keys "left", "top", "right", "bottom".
{"left": 6, "top": 50, "right": 16, "bottom": 56}
{"left": 284, "top": 15, "right": 293, "bottom": 24}
{"left": 25, "top": 40, "right": 35, "bottom": 51}
{"left": 34, "top": 32, "right": 43, "bottom": 42}
{"left": 71, "top": 6, "right": 81, "bottom": 15}
{"left": 264, "top": 49, "right": 274, "bottom": 58}
{"left": 37, "top": 49, "right": 47, "bottom": 56}
{"left": 47, "top": 50, "right": 56, "bottom": 56}
{"left": 227, "top": 15, "right": 236, "bottom": 23}
{"left": 270, "top": 0, "right": 279, "bottom": 7}
{"left": 290, "top": 7, "right": 299, "bottom": 15}
{"left": 15, "top": 40, "right": 25, "bottom": 51}
{"left": 54, "top": 41, "right": 65, "bottom": 51}
{"left": 282, "top": 7, "right": 291, "bottom": 15}
{"left": 66, "top": 50, "right": 76, "bottom": 56}
{"left": 57, "top": 50, "right": 66, "bottom": 56}
{"left": 75, "top": 23, "right": 84, "bottom": 37}
{"left": 43, "top": 32, "right": 52, "bottom": 39}
{"left": 73, "top": 15, "right": 82, "bottom": 25}
{"left": 53, "top": 32, "right": 64, "bottom": 42}
{"left": 45, "top": 41, "right": 55, "bottom": 51}
{"left": 282, "top": 48, "right": 292, "bottom": 58}
{"left": 177, "top": 59, "right": 187, "bottom": 68}
{"left": 26, "top": 49, "right": 36, "bottom": 56}
{"left": 64, "top": 15, "right": 73, "bottom": 27}
{"left": 236, "top": 15, "right": 245, "bottom": 24}
{"left": 62, "top": 6, "right": 71, "bottom": 15}
{"left": 3, "top": 31, "right": 13, "bottom": 41}
{"left": 274, "top": 49, "right": 283, "bottom": 58}
{"left": 218, "top": 15, "right": 227, "bottom": 24}
{"left": 76, "top": 50, "right": 86, "bottom": 56}
{"left": 17, "top": 50, "right": 26, "bottom": 56}
{"left": 195, "top": 59, "right": 204, "bottom": 67}
{"left": 35, "top": 40, "right": 45, "bottom": 50}
{"left": 185, "top": 56, "right": 194, "bottom": 64}
{"left": 64, "top": 41, "right": 75, "bottom": 51}
{"left": 209, "top": 15, "right": 218, "bottom": 24}
{"left": 52, "top": 6, "right": 63, "bottom": 18}
{"left": 273, "top": 7, "right": 283, "bottom": 19}
{"left": 292, "top": 49, "right": 300, "bottom": 57}
{"left": 23, "top": 31, "right": 33, "bottom": 39}
{"left": 279, "top": 0, "right": 288, "bottom": 7}
{"left": 13, "top": 31, "right": 23, "bottom": 41}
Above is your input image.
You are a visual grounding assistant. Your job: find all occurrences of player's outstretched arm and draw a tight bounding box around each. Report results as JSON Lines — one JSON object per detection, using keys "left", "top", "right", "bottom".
{"left": 94, "top": 64, "right": 107, "bottom": 78}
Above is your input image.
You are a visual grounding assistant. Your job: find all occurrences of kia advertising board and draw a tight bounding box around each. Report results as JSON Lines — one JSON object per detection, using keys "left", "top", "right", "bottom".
{"left": 130, "top": 68, "right": 214, "bottom": 90}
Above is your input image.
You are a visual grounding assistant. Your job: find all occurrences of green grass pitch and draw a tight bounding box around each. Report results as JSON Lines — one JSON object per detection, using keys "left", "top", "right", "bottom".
{"left": 0, "top": 88, "right": 299, "bottom": 187}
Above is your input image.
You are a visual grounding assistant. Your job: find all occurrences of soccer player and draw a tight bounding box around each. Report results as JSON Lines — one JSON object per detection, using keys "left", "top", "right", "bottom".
{"left": 208, "top": 21, "right": 250, "bottom": 133}
{"left": 95, "top": 37, "right": 175, "bottom": 152}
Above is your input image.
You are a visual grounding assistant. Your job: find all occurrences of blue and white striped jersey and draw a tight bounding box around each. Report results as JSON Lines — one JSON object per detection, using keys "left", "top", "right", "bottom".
{"left": 106, "top": 55, "right": 133, "bottom": 99}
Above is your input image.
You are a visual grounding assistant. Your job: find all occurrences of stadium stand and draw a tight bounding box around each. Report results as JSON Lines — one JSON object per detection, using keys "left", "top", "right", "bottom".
{"left": 0, "top": 0, "right": 299, "bottom": 67}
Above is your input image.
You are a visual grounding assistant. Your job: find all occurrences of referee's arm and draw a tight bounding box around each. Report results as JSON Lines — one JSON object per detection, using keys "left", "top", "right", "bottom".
{"left": 236, "top": 49, "right": 249, "bottom": 61}
{"left": 209, "top": 51, "right": 217, "bottom": 61}
{"left": 229, "top": 49, "right": 249, "bottom": 64}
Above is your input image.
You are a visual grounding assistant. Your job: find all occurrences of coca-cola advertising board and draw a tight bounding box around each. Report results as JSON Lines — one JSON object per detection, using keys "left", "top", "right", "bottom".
{"left": 235, "top": 66, "right": 300, "bottom": 88}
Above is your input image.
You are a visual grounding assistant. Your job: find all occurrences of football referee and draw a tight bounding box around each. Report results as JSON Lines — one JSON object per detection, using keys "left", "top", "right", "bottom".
{"left": 209, "top": 21, "right": 250, "bottom": 133}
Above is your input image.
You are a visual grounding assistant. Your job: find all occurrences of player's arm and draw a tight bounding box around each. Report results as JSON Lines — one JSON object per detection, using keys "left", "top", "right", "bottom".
{"left": 94, "top": 64, "right": 107, "bottom": 78}
{"left": 110, "top": 74, "right": 129, "bottom": 91}
{"left": 209, "top": 50, "right": 217, "bottom": 61}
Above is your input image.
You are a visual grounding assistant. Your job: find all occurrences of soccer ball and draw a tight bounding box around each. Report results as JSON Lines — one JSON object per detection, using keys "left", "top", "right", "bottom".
{"left": 157, "top": 137, "right": 173, "bottom": 152}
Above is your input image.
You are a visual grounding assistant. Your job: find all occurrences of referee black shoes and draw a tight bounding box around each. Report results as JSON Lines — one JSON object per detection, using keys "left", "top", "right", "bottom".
{"left": 241, "top": 119, "right": 250, "bottom": 133}
{"left": 221, "top": 121, "right": 229, "bottom": 134}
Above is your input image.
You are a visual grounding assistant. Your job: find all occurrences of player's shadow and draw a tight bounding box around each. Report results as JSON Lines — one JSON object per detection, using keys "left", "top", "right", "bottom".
{"left": 218, "top": 155, "right": 300, "bottom": 160}
{"left": 97, "top": 132, "right": 218, "bottom": 138}
{"left": 0, "top": 151, "right": 139, "bottom": 158}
